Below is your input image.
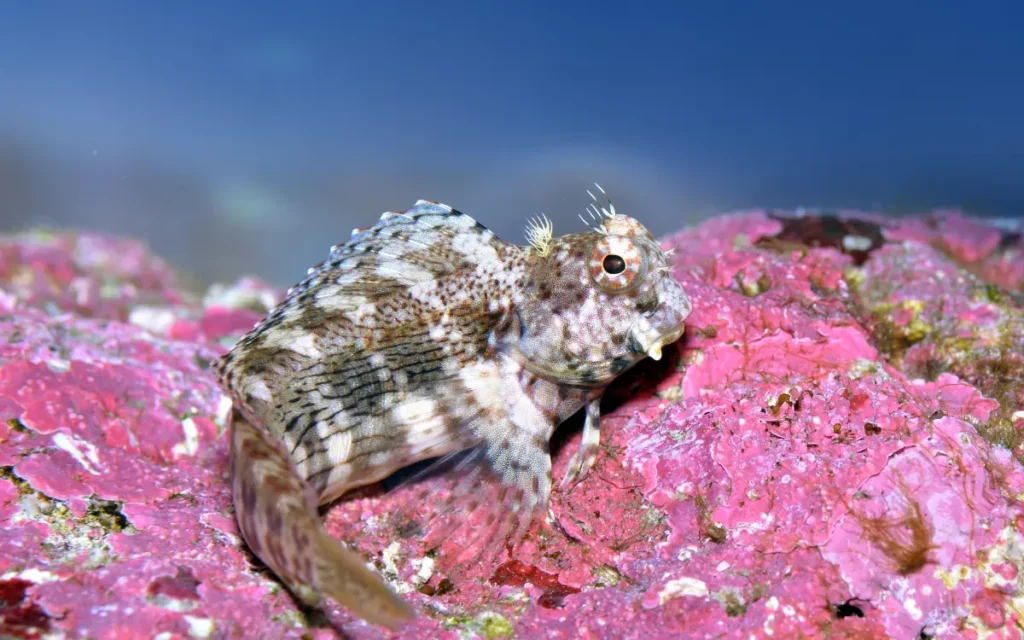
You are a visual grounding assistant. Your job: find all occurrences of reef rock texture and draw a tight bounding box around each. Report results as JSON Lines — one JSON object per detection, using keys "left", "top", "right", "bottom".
{"left": 0, "top": 211, "right": 1022, "bottom": 640}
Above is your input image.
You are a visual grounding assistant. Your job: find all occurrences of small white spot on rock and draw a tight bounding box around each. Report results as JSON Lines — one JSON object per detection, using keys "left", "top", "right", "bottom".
{"left": 658, "top": 577, "right": 709, "bottom": 604}
{"left": 904, "top": 597, "right": 922, "bottom": 621}
{"left": 173, "top": 418, "right": 200, "bottom": 457}
{"left": 128, "top": 305, "right": 178, "bottom": 336}
{"left": 53, "top": 432, "right": 101, "bottom": 474}
{"left": 184, "top": 616, "right": 215, "bottom": 638}
{"left": 46, "top": 358, "right": 71, "bottom": 373}
{"left": 842, "top": 235, "right": 873, "bottom": 252}
{"left": 412, "top": 556, "right": 435, "bottom": 586}
{"left": 1, "top": 568, "right": 59, "bottom": 583}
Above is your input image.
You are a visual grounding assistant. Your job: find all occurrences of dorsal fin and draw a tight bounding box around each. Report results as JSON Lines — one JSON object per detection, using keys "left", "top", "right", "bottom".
{"left": 261, "top": 201, "right": 506, "bottom": 317}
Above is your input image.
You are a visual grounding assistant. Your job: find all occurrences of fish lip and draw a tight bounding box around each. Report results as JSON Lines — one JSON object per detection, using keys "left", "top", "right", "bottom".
{"left": 631, "top": 323, "right": 685, "bottom": 361}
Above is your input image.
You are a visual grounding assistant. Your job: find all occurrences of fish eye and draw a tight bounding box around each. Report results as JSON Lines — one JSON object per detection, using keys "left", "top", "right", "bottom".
{"left": 589, "top": 237, "right": 644, "bottom": 292}
{"left": 602, "top": 254, "right": 626, "bottom": 274}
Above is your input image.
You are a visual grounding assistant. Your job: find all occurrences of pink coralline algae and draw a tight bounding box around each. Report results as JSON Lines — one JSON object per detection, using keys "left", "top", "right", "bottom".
{"left": 0, "top": 212, "right": 1022, "bottom": 639}
{"left": 0, "top": 230, "right": 187, "bottom": 321}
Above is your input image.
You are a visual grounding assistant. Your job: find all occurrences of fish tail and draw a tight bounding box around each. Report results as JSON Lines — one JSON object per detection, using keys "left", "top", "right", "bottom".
{"left": 229, "top": 410, "right": 415, "bottom": 631}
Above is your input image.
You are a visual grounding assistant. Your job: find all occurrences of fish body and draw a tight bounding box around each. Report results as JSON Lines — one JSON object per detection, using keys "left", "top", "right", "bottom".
{"left": 216, "top": 192, "right": 691, "bottom": 629}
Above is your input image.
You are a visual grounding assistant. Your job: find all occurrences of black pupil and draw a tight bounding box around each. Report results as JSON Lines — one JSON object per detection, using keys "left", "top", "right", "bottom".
{"left": 603, "top": 254, "right": 626, "bottom": 275}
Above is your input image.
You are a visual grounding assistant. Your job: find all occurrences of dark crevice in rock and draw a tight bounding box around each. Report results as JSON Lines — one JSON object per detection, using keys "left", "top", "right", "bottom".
{"left": 833, "top": 599, "right": 865, "bottom": 619}
{"left": 0, "top": 578, "right": 53, "bottom": 637}
{"left": 999, "top": 231, "right": 1022, "bottom": 250}
{"left": 0, "top": 467, "right": 58, "bottom": 504}
{"left": 758, "top": 212, "right": 888, "bottom": 266}
{"left": 85, "top": 498, "right": 132, "bottom": 533}
{"left": 5, "top": 418, "right": 29, "bottom": 434}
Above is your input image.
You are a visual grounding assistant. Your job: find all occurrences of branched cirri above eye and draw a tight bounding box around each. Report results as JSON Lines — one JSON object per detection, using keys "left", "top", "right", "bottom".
{"left": 589, "top": 237, "right": 643, "bottom": 292}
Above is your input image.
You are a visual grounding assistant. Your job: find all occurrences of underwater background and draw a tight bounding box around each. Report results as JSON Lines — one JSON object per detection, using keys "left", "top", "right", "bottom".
{"left": 1, "top": 0, "right": 1021, "bottom": 287}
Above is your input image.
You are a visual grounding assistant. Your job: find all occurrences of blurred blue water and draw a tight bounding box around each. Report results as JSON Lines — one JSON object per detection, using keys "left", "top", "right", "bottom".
{"left": 0, "top": 1, "right": 1021, "bottom": 285}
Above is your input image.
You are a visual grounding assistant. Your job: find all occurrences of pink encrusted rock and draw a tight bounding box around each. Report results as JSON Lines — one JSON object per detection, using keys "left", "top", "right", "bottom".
{"left": 0, "top": 212, "right": 1022, "bottom": 639}
{"left": 0, "top": 230, "right": 189, "bottom": 321}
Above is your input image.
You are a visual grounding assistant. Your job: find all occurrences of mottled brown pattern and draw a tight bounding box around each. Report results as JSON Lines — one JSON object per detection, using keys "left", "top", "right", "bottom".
{"left": 216, "top": 195, "right": 692, "bottom": 630}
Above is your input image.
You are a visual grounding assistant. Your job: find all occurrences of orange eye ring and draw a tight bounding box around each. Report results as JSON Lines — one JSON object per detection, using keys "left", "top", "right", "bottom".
{"left": 589, "top": 236, "right": 643, "bottom": 292}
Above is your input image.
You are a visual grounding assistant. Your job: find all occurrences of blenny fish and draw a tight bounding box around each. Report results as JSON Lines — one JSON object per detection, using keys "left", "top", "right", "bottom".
{"left": 216, "top": 187, "right": 691, "bottom": 630}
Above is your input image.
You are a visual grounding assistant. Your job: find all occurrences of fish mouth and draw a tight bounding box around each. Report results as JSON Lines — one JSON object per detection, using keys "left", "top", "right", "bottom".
{"left": 631, "top": 323, "right": 686, "bottom": 361}
{"left": 631, "top": 275, "right": 693, "bottom": 362}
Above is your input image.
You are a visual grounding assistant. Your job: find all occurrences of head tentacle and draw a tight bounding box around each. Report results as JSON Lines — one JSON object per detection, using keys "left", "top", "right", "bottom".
{"left": 524, "top": 214, "right": 554, "bottom": 256}
{"left": 579, "top": 183, "right": 620, "bottom": 234}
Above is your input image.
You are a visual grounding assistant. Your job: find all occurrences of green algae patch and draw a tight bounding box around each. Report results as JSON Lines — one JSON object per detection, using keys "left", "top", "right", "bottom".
{"left": 848, "top": 242, "right": 1024, "bottom": 456}
{"left": 443, "top": 611, "right": 514, "bottom": 639}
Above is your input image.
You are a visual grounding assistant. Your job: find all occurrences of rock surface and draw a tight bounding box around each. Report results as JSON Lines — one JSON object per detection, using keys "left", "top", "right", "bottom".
{"left": 0, "top": 211, "right": 1022, "bottom": 639}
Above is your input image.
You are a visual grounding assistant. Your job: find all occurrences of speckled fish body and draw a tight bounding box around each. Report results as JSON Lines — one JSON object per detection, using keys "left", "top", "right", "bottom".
{"left": 216, "top": 193, "right": 692, "bottom": 630}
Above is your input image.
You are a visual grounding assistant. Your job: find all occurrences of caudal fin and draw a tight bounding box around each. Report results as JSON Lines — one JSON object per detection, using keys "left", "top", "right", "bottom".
{"left": 229, "top": 410, "right": 415, "bottom": 631}
{"left": 310, "top": 525, "right": 415, "bottom": 630}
